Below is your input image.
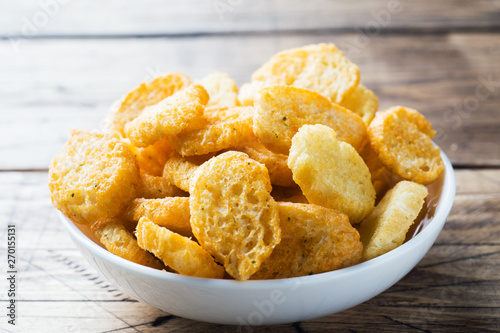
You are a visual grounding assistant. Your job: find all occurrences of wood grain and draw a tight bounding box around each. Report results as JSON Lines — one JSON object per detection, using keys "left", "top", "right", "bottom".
{"left": 0, "top": 170, "right": 498, "bottom": 332}
{"left": 1, "top": 33, "right": 500, "bottom": 170}
{"left": 1, "top": 3, "right": 499, "bottom": 329}
{"left": 1, "top": 0, "right": 499, "bottom": 37}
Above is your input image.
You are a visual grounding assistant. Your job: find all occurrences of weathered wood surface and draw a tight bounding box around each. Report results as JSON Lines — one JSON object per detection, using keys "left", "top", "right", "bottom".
{"left": 1, "top": 0, "right": 499, "bottom": 37}
{"left": 1, "top": 33, "right": 500, "bottom": 170}
{"left": 1, "top": 1, "right": 499, "bottom": 331}
{"left": 0, "top": 170, "right": 499, "bottom": 332}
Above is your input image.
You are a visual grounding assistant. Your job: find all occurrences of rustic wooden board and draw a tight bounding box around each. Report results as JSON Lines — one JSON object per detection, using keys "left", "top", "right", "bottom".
{"left": 0, "top": 170, "right": 498, "bottom": 332}
{"left": 1, "top": 0, "right": 499, "bottom": 37}
{"left": 1, "top": 1, "right": 498, "bottom": 331}
{"left": 1, "top": 33, "right": 500, "bottom": 170}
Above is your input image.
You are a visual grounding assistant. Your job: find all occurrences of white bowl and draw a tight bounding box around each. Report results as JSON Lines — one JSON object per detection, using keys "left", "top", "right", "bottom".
{"left": 59, "top": 151, "right": 455, "bottom": 326}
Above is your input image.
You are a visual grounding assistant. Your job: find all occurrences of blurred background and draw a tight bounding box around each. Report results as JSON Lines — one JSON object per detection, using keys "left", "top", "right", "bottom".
{"left": 2, "top": 0, "right": 500, "bottom": 169}
{"left": 1, "top": 1, "right": 499, "bottom": 332}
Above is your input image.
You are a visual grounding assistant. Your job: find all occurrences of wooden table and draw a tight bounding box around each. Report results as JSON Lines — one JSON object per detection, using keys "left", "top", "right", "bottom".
{"left": 1, "top": 1, "right": 499, "bottom": 332}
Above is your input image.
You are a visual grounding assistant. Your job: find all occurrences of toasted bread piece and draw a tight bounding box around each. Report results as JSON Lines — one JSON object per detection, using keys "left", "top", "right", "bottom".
{"left": 137, "top": 171, "right": 186, "bottom": 199}
{"left": 368, "top": 106, "right": 443, "bottom": 184}
{"left": 198, "top": 72, "right": 239, "bottom": 107}
{"left": 234, "top": 137, "right": 294, "bottom": 187}
{"left": 288, "top": 124, "right": 375, "bottom": 223}
{"left": 174, "top": 106, "right": 254, "bottom": 156}
{"left": 125, "top": 84, "right": 209, "bottom": 147}
{"left": 136, "top": 218, "right": 224, "bottom": 278}
{"left": 91, "top": 219, "right": 164, "bottom": 269}
{"left": 125, "top": 137, "right": 175, "bottom": 176}
{"left": 252, "top": 202, "right": 362, "bottom": 279}
{"left": 339, "top": 84, "right": 378, "bottom": 125}
{"left": 358, "top": 181, "right": 428, "bottom": 261}
{"left": 190, "top": 151, "right": 281, "bottom": 280}
{"left": 239, "top": 43, "right": 359, "bottom": 105}
{"left": 106, "top": 72, "right": 190, "bottom": 136}
{"left": 162, "top": 154, "right": 202, "bottom": 192}
{"left": 254, "top": 86, "right": 366, "bottom": 154}
{"left": 49, "top": 130, "right": 140, "bottom": 225}
{"left": 124, "top": 197, "right": 192, "bottom": 238}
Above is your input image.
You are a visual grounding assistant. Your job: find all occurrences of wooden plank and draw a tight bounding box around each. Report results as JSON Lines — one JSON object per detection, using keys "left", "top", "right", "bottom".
{"left": 6, "top": 301, "right": 168, "bottom": 333}
{"left": 0, "top": 172, "right": 76, "bottom": 251}
{"left": 1, "top": 33, "right": 499, "bottom": 170}
{"left": 2, "top": 245, "right": 499, "bottom": 331}
{"left": 15, "top": 250, "right": 135, "bottom": 302}
{"left": 306, "top": 303, "right": 500, "bottom": 332}
{"left": 7, "top": 244, "right": 497, "bottom": 332}
{"left": 455, "top": 170, "right": 500, "bottom": 194}
{"left": 1, "top": 0, "right": 499, "bottom": 37}
{"left": 437, "top": 194, "right": 500, "bottom": 245}
{"left": 0, "top": 169, "right": 499, "bottom": 332}
{"left": 9, "top": 298, "right": 499, "bottom": 332}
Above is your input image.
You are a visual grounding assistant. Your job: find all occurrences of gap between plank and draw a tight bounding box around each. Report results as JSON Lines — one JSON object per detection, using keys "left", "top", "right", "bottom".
{"left": 2, "top": 25, "right": 500, "bottom": 40}
{"left": 451, "top": 165, "right": 500, "bottom": 170}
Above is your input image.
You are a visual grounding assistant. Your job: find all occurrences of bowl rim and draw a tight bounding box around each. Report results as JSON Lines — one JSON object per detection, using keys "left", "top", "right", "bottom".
{"left": 60, "top": 150, "right": 456, "bottom": 290}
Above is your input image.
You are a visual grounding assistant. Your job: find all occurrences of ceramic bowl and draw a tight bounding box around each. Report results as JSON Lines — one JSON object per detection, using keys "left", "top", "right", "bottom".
{"left": 59, "top": 151, "right": 455, "bottom": 326}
